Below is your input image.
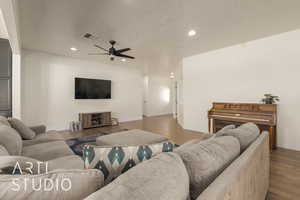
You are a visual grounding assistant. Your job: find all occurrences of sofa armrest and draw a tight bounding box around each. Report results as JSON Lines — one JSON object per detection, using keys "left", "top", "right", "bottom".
{"left": 29, "top": 125, "right": 46, "bottom": 135}
{"left": 0, "top": 155, "right": 84, "bottom": 174}
{"left": 0, "top": 169, "right": 104, "bottom": 200}
{"left": 196, "top": 132, "right": 270, "bottom": 200}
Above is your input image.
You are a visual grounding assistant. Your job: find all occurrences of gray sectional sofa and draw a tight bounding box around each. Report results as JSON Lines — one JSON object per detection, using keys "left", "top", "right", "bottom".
{"left": 0, "top": 116, "right": 269, "bottom": 200}
{"left": 197, "top": 131, "right": 269, "bottom": 200}
{"left": 0, "top": 116, "right": 105, "bottom": 199}
{"left": 0, "top": 116, "right": 82, "bottom": 166}
{"left": 83, "top": 123, "right": 270, "bottom": 200}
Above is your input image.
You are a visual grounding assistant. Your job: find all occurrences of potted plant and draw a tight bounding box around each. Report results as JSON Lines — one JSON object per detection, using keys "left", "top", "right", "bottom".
{"left": 261, "top": 94, "right": 280, "bottom": 104}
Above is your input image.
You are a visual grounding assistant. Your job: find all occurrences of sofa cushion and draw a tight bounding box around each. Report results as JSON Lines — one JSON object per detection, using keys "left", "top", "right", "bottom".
{"left": 22, "top": 141, "right": 74, "bottom": 161}
{"left": 0, "top": 116, "right": 11, "bottom": 127}
{"left": 29, "top": 125, "right": 46, "bottom": 135}
{"left": 176, "top": 139, "right": 203, "bottom": 150}
{"left": 9, "top": 118, "right": 36, "bottom": 140}
{"left": 47, "top": 155, "right": 84, "bottom": 170}
{"left": 175, "top": 135, "right": 215, "bottom": 153}
{"left": 0, "top": 145, "right": 9, "bottom": 156}
{"left": 0, "top": 125, "right": 22, "bottom": 155}
{"left": 0, "top": 155, "right": 45, "bottom": 174}
{"left": 96, "top": 129, "right": 168, "bottom": 146}
{"left": 22, "top": 131, "right": 65, "bottom": 147}
{"left": 175, "top": 136, "right": 240, "bottom": 200}
{"left": 84, "top": 141, "right": 174, "bottom": 185}
{"left": 216, "top": 123, "right": 260, "bottom": 152}
{"left": 0, "top": 169, "right": 103, "bottom": 200}
{"left": 215, "top": 124, "right": 236, "bottom": 137}
{"left": 84, "top": 152, "right": 189, "bottom": 200}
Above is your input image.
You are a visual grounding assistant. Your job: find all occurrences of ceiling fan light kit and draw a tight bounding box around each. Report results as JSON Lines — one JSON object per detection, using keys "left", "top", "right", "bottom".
{"left": 84, "top": 33, "right": 135, "bottom": 61}
{"left": 70, "top": 47, "right": 78, "bottom": 51}
{"left": 188, "top": 29, "right": 196, "bottom": 36}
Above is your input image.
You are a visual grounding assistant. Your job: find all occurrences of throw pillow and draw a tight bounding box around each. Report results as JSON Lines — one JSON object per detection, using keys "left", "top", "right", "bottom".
{"left": 9, "top": 118, "right": 36, "bottom": 140}
{"left": 216, "top": 122, "right": 260, "bottom": 152}
{"left": 84, "top": 152, "right": 190, "bottom": 200}
{"left": 0, "top": 116, "right": 11, "bottom": 127}
{"left": 215, "top": 124, "right": 236, "bottom": 137}
{"left": 175, "top": 136, "right": 240, "bottom": 200}
{"left": 83, "top": 141, "right": 174, "bottom": 184}
{"left": 0, "top": 145, "right": 9, "bottom": 156}
{"left": 0, "top": 125, "right": 22, "bottom": 155}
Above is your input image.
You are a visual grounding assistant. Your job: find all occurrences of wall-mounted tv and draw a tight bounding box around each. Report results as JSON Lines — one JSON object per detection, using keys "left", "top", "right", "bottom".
{"left": 75, "top": 78, "right": 111, "bottom": 99}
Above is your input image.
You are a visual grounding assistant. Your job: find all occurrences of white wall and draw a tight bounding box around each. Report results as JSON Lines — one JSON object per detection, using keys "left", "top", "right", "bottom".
{"left": 183, "top": 29, "right": 300, "bottom": 151}
{"left": 21, "top": 49, "right": 143, "bottom": 130}
{"left": 0, "top": 0, "right": 22, "bottom": 119}
{"left": 12, "top": 53, "right": 21, "bottom": 118}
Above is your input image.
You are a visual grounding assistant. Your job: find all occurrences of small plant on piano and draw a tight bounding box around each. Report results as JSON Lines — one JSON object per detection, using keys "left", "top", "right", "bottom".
{"left": 261, "top": 94, "right": 280, "bottom": 104}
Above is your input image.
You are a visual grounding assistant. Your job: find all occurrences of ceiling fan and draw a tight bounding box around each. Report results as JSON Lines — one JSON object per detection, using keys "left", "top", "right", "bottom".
{"left": 84, "top": 33, "right": 135, "bottom": 61}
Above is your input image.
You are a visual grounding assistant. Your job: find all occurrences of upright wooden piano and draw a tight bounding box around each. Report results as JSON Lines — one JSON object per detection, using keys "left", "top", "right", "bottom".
{"left": 208, "top": 102, "right": 277, "bottom": 150}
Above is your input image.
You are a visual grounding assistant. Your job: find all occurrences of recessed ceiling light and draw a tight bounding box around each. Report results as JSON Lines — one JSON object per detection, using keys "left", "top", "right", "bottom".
{"left": 170, "top": 72, "right": 175, "bottom": 79}
{"left": 188, "top": 30, "right": 196, "bottom": 37}
{"left": 121, "top": 58, "right": 126, "bottom": 62}
{"left": 70, "top": 47, "right": 78, "bottom": 51}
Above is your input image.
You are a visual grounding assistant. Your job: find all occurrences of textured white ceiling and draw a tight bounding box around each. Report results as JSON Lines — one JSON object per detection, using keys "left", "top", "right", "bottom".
{"left": 18, "top": 0, "right": 300, "bottom": 63}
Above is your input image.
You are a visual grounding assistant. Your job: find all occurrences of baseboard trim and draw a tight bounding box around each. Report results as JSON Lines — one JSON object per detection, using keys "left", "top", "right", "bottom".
{"left": 181, "top": 127, "right": 207, "bottom": 134}
{"left": 119, "top": 117, "right": 143, "bottom": 123}
{"left": 144, "top": 113, "right": 173, "bottom": 117}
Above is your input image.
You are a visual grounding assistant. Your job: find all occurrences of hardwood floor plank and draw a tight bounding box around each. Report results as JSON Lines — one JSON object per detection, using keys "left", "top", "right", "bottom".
{"left": 269, "top": 147, "right": 300, "bottom": 200}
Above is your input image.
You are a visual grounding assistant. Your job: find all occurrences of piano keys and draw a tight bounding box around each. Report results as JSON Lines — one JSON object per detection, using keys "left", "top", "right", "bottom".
{"left": 208, "top": 102, "right": 277, "bottom": 150}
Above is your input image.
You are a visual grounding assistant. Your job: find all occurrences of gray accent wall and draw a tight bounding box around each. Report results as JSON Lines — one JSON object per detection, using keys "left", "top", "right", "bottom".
{"left": 0, "top": 38, "right": 12, "bottom": 117}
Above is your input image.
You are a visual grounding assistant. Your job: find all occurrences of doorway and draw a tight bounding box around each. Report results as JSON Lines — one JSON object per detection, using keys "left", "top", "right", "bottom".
{"left": 174, "top": 81, "right": 178, "bottom": 119}
{"left": 143, "top": 76, "right": 149, "bottom": 117}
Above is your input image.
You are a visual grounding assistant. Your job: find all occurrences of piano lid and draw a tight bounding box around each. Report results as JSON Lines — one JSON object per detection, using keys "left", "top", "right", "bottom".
{"left": 208, "top": 102, "right": 277, "bottom": 125}
{"left": 210, "top": 102, "right": 277, "bottom": 113}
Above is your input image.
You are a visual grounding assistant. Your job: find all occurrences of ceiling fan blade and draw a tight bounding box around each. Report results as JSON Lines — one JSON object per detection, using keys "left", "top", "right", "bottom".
{"left": 116, "top": 48, "right": 131, "bottom": 54}
{"left": 117, "top": 54, "right": 135, "bottom": 59}
{"left": 94, "top": 44, "right": 108, "bottom": 52}
{"left": 88, "top": 53, "right": 109, "bottom": 55}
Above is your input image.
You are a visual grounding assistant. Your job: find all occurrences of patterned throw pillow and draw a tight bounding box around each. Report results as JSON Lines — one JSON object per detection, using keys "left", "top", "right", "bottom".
{"left": 83, "top": 142, "right": 174, "bottom": 184}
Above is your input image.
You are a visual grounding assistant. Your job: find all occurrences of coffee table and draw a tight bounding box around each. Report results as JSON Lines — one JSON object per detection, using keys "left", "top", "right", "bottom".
{"left": 96, "top": 129, "right": 169, "bottom": 147}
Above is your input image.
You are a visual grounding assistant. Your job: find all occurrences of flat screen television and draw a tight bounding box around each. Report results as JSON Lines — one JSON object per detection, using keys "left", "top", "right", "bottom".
{"left": 75, "top": 78, "right": 111, "bottom": 99}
